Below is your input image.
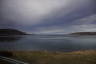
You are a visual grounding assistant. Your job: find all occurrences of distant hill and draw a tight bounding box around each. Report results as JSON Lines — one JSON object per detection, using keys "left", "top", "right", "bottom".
{"left": 70, "top": 32, "right": 96, "bottom": 35}
{"left": 0, "top": 29, "right": 27, "bottom": 36}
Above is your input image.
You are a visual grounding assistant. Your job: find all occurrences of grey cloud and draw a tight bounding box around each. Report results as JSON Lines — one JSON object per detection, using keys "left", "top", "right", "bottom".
{"left": 1, "top": 0, "right": 91, "bottom": 25}
{"left": 33, "top": 14, "right": 96, "bottom": 34}
{"left": 72, "top": 14, "right": 96, "bottom": 25}
{"left": 0, "top": 0, "right": 95, "bottom": 34}
{"left": 1, "top": 0, "right": 70, "bottom": 25}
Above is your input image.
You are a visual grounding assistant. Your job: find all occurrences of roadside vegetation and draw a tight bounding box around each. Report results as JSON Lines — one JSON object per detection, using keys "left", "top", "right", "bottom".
{"left": 10, "top": 50, "right": 96, "bottom": 64}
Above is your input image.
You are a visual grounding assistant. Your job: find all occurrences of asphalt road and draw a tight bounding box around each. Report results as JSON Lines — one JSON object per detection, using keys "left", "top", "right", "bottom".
{"left": 0, "top": 56, "right": 29, "bottom": 64}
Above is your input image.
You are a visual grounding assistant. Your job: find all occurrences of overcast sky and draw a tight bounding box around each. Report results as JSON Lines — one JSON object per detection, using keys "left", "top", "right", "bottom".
{"left": 0, "top": 0, "right": 96, "bottom": 34}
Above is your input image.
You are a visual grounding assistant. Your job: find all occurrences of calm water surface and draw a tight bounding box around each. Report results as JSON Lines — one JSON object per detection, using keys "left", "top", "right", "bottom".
{"left": 0, "top": 35, "right": 96, "bottom": 52}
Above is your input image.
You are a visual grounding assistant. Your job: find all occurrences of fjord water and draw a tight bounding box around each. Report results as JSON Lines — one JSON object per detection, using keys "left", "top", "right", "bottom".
{"left": 0, "top": 35, "right": 96, "bottom": 52}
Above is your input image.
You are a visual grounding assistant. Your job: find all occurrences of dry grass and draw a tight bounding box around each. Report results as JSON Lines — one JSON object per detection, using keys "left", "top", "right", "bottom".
{"left": 9, "top": 50, "right": 96, "bottom": 64}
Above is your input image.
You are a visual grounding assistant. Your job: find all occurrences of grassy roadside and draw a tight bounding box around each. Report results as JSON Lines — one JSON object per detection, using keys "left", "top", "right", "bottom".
{"left": 9, "top": 50, "right": 96, "bottom": 64}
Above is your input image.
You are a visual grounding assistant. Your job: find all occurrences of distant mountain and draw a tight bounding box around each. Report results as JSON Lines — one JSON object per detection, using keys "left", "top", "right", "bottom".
{"left": 70, "top": 32, "right": 96, "bottom": 35}
{"left": 0, "top": 29, "right": 27, "bottom": 36}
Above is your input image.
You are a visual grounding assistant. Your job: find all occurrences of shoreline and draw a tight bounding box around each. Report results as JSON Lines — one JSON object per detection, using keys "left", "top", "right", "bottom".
{"left": 0, "top": 50, "right": 96, "bottom": 64}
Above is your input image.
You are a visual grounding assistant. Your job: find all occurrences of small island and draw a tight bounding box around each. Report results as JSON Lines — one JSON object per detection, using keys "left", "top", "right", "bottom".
{"left": 0, "top": 29, "right": 27, "bottom": 36}
{"left": 70, "top": 32, "right": 96, "bottom": 35}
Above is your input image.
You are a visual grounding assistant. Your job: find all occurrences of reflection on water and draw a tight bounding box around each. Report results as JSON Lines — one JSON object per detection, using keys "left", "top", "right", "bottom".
{"left": 0, "top": 36, "right": 22, "bottom": 57}
{"left": 0, "top": 36, "right": 22, "bottom": 42}
{"left": 0, "top": 35, "right": 96, "bottom": 52}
